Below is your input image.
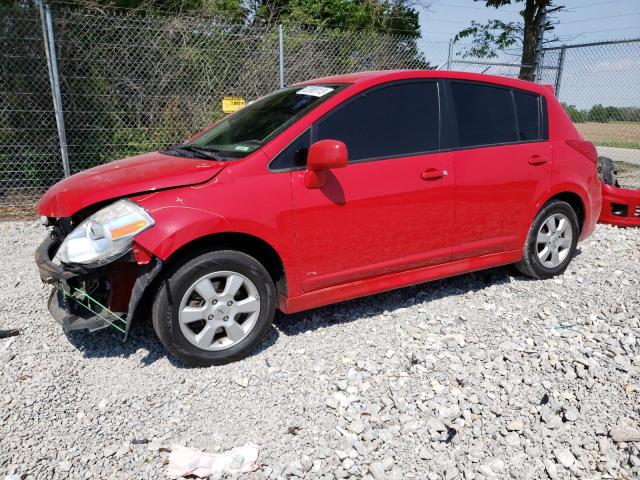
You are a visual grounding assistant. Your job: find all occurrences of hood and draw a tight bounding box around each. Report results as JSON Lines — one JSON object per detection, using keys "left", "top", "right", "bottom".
{"left": 37, "top": 151, "right": 225, "bottom": 218}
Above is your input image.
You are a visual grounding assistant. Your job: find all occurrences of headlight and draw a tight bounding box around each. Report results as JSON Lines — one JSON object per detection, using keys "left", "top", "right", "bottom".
{"left": 55, "top": 200, "right": 154, "bottom": 266}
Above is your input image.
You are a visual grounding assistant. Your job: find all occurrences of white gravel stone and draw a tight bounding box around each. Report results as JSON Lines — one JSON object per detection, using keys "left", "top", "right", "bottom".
{"left": 564, "top": 408, "right": 579, "bottom": 422}
{"left": 369, "top": 462, "right": 386, "bottom": 480}
{"left": 506, "top": 418, "right": 525, "bottom": 431}
{"left": 554, "top": 447, "right": 576, "bottom": 468}
{"left": 610, "top": 425, "right": 640, "bottom": 443}
{"left": 0, "top": 222, "right": 639, "bottom": 479}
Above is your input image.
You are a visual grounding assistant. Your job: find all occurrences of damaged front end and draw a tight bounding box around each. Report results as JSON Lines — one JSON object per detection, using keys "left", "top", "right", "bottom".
{"left": 35, "top": 201, "right": 163, "bottom": 338}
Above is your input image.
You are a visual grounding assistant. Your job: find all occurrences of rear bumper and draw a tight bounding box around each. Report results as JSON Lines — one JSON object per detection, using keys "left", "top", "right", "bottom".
{"left": 599, "top": 184, "right": 640, "bottom": 227}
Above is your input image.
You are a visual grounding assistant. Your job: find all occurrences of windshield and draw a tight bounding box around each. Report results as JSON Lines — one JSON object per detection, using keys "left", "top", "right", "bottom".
{"left": 182, "top": 84, "right": 346, "bottom": 159}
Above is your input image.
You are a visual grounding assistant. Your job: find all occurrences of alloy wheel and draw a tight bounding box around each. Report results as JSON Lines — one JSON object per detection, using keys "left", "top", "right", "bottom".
{"left": 536, "top": 213, "right": 573, "bottom": 269}
{"left": 178, "top": 271, "right": 261, "bottom": 351}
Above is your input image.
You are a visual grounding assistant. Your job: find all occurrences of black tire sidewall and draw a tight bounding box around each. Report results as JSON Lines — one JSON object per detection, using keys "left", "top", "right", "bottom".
{"left": 525, "top": 201, "right": 579, "bottom": 278}
{"left": 598, "top": 156, "right": 617, "bottom": 186}
{"left": 153, "top": 250, "right": 276, "bottom": 366}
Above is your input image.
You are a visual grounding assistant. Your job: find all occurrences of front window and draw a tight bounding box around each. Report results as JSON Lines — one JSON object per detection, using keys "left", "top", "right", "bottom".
{"left": 315, "top": 81, "right": 440, "bottom": 162}
{"left": 186, "top": 84, "right": 346, "bottom": 159}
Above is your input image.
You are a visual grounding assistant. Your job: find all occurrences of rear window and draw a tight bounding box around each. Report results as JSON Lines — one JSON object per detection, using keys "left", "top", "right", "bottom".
{"left": 451, "top": 82, "right": 517, "bottom": 148}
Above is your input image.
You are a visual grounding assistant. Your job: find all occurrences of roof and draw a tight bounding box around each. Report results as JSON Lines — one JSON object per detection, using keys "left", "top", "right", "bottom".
{"left": 297, "top": 70, "right": 553, "bottom": 96}
{"left": 299, "top": 71, "right": 403, "bottom": 85}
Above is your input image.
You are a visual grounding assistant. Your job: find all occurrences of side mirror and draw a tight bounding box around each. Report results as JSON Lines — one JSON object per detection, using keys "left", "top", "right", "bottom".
{"left": 303, "top": 139, "right": 348, "bottom": 188}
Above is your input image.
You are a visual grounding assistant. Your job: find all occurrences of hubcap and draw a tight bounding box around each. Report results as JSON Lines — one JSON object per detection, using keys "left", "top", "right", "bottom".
{"left": 178, "top": 271, "right": 261, "bottom": 351}
{"left": 536, "top": 213, "right": 573, "bottom": 269}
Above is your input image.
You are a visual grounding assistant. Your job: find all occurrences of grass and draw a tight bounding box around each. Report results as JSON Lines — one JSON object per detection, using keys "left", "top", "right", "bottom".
{"left": 575, "top": 122, "right": 640, "bottom": 150}
{"left": 592, "top": 140, "right": 640, "bottom": 149}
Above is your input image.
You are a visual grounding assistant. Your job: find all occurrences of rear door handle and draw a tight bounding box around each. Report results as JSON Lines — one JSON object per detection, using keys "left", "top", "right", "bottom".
{"left": 528, "top": 154, "right": 549, "bottom": 166}
{"left": 421, "top": 168, "right": 448, "bottom": 181}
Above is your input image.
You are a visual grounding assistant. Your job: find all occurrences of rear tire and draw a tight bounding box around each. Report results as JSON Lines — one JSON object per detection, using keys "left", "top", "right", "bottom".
{"left": 152, "top": 250, "right": 276, "bottom": 366}
{"left": 516, "top": 200, "right": 579, "bottom": 279}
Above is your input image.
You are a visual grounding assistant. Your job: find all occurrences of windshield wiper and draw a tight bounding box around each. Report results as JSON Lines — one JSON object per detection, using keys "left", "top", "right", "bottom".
{"left": 165, "top": 144, "right": 224, "bottom": 161}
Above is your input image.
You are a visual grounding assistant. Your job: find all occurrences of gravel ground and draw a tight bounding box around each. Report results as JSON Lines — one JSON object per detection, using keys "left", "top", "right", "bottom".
{"left": 1, "top": 221, "right": 639, "bottom": 480}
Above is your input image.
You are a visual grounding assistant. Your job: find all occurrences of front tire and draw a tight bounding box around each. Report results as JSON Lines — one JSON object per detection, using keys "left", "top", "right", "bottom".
{"left": 152, "top": 250, "right": 276, "bottom": 366}
{"left": 516, "top": 200, "right": 579, "bottom": 279}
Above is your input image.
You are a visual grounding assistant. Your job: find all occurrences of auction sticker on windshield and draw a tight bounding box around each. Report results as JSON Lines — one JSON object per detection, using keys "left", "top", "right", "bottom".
{"left": 296, "top": 86, "right": 334, "bottom": 97}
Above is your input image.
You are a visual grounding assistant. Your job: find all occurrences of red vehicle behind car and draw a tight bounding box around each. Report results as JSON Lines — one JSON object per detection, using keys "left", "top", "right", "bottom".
{"left": 35, "top": 70, "right": 602, "bottom": 366}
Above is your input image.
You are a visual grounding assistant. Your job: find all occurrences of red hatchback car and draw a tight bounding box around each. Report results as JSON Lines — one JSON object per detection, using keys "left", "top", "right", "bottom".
{"left": 36, "top": 70, "right": 602, "bottom": 366}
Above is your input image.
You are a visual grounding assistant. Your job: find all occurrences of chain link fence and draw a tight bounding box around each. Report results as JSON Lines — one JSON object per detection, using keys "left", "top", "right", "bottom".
{"left": 1, "top": 5, "right": 639, "bottom": 216}
{"left": 540, "top": 39, "right": 640, "bottom": 189}
{"left": 1, "top": 7, "right": 64, "bottom": 213}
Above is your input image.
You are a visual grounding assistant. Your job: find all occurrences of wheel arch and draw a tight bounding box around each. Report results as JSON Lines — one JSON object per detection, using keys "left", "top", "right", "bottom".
{"left": 535, "top": 184, "right": 588, "bottom": 236}
{"left": 131, "top": 231, "right": 289, "bottom": 329}
{"left": 546, "top": 191, "right": 585, "bottom": 234}
{"left": 162, "top": 232, "right": 288, "bottom": 298}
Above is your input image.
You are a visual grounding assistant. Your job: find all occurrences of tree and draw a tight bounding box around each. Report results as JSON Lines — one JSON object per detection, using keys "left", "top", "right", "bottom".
{"left": 251, "top": 0, "right": 420, "bottom": 35}
{"left": 21, "top": 0, "right": 422, "bottom": 36}
{"left": 561, "top": 103, "right": 587, "bottom": 123}
{"left": 454, "top": 0, "right": 563, "bottom": 81}
{"left": 588, "top": 104, "right": 608, "bottom": 123}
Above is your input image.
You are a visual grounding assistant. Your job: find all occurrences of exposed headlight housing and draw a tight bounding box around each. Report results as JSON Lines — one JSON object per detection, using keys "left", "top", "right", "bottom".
{"left": 54, "top": 200, "right": 154, "bottom": 266}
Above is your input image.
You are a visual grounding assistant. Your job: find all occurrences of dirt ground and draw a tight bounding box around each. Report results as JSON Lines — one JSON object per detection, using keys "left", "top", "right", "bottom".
{"left": 576, "top": 122, "right": 640, "bottom": 149}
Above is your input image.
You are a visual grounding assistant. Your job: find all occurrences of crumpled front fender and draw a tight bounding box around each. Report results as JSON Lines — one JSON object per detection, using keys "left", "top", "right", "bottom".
{"left": 132, "top": 205, "right": 230, "bottom": 261}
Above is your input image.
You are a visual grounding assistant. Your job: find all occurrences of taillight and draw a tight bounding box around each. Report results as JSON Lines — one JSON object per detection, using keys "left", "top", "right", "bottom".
{"left": 566, "top": 140, "right": 598, "bottom": 165}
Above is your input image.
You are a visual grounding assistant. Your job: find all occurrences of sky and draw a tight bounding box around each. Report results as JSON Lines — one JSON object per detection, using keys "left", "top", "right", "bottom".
{"left": 416, "top": 0, "right": 640, "bottom": 108}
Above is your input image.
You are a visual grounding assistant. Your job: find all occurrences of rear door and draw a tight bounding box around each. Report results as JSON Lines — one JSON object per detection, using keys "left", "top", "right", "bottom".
{"left": 447, "top": 81, "right": 551, "bottom": 260}
{"left": 281, "top": 80, "right": 455, "bottom": 292}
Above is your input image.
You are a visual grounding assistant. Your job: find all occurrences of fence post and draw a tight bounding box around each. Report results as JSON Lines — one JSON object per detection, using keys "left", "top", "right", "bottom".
{"left": 554, "top": 45, "right": 566, "bottom": 97}
{"left": 447, "top": 39, "right": 453, "bottom": 69}
{"left": 278, "top": 24, "right": 285, "bottom": 89}
{"left": 532, "top": 5, "right": 547, "bottom": 82}
{"left": 38, "top": 1, "right": 70, "bottom": 178}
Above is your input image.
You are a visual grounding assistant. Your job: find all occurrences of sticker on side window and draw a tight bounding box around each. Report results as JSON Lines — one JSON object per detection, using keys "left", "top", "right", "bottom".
{"left": 296, "top": 86, "right": 334, "bottom": 97}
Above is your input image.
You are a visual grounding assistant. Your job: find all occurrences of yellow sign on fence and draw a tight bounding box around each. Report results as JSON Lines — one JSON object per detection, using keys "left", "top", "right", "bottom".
{"left": 222, "top": 96, "right": 246, "bottom": 113}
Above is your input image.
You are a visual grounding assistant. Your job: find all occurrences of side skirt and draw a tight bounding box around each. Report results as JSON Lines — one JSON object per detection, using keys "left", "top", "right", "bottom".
{"left": 280, "top": 249, "right": 522, "bottom": 314}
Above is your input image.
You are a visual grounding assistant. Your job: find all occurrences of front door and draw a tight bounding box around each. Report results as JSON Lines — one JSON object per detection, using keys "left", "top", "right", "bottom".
{"left": 288, "top": 80, "right": 455, "bottom": 292}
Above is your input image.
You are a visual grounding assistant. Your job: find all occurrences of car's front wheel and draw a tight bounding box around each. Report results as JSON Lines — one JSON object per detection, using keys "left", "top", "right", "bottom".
{"left": 152, "top": 250, "right": 276, "bottom": 366}
{"left": 516, "top": 200, "right": 579, "bottom": 279}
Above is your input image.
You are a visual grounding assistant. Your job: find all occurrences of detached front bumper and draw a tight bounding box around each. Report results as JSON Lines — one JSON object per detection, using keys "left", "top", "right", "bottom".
{"left": 599, "top": 183, "right": 640, "bottom": 227}
{"left": 35, "top": 236, "right": 162, "bottom": 337}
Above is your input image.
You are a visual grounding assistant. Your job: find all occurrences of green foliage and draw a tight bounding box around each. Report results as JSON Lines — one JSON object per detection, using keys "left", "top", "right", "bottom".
{"left": 2, "top": 0, "right": 425, "bottom": 201}
{"left": 561, "top": 103, "right": 588, "bottom": 123}
{"left": 562, "top": 102, "right": 640, "bottom": 124}
{"left": 39, "top": 0, "right": 421, "bottom": 36}
{"left": 587, "top": 104, "right": 608, "bottom": 123}
{"left": 279, "top": 0, "right": 420, "bottom": 36}
{"left": 454, "top": 19, "right": 520, "bottom": 59}
{"left": 454, "top": 0, "right": 563, "bottom": 81}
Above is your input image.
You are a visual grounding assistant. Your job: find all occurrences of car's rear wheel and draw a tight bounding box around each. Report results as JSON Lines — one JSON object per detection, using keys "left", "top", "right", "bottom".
{"left": 516, "top": 200, "right": 579, "bottom": 279}
{"left": 152, "top": 250, "right": 276, "bottom": 366}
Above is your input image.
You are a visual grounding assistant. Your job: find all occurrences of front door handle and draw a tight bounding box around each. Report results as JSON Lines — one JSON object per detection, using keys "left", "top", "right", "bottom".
{"left": 528, "top": 154, "right": 549, "bottom": 166}
{"left": 421, "top": 168, "right": 448, "bottom": 181}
